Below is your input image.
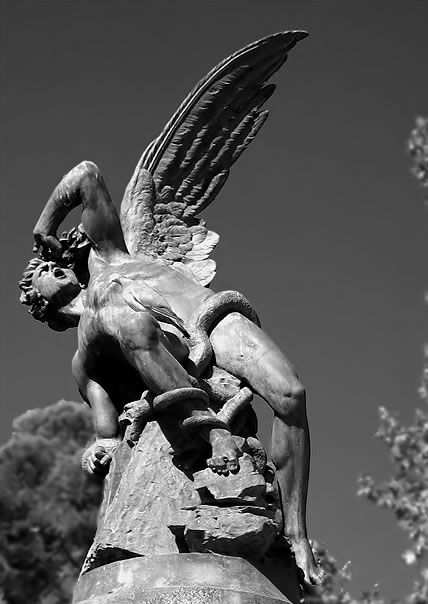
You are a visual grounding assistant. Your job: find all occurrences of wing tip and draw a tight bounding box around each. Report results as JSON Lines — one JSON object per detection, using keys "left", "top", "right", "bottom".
{"left": 266, "top": 30, "right": 309, "bottom": 48}
{"left": 279, "top": 30, "right": 309, "bottom": 47}
{"left": 244, "top": 30, "right": 307, "bottom": 62}
{"left": 279, "top": 30, "right": 309, "bottom": 39}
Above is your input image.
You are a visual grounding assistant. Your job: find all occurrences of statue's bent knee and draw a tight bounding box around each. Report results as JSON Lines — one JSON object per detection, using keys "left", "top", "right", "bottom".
{"left": 77, "top": 160, "right": 100, "bottom": 178}
{"left": 276, "top": 383, "right": 306, "bottom": 423}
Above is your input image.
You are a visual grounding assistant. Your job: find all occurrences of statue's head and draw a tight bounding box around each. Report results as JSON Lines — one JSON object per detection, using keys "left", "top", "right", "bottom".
{"left": 19, "top": 225, "right": 91, "bottom": 330}
{"left": 19, "top": 258, "right": 82, "bottom": 330}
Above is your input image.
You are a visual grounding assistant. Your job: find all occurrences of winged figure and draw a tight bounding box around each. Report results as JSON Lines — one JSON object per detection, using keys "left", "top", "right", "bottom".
{"left": 19, "top": 31, "right": 323, "bottom": 585}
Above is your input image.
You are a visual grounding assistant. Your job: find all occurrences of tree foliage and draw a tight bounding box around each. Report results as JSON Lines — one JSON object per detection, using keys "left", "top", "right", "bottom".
{"left": 408, "top": 117, "right": 428, "bottom": 195}
{"left": 356, "top": 402, "right": 428, "bottom": 604}
{"left": 309, "top": 539, "right": 385, "bottom": 604}
{"left": 358, "top": 405, "right": 428, "bottom": 568}
{"left": 0, "top": 400, "right": 102, "bottom": 604}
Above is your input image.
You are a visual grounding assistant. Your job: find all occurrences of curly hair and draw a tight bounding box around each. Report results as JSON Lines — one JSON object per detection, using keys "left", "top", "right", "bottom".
{"left": 19, "top": 224, "right": 90, "bottom": 323}
{"left": 18, "top": 257, "right": 51, "bottom": 322}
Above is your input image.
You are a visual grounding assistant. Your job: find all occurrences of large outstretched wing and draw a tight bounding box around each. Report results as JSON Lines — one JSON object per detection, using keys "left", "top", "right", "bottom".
{"left": 120, "top": 31, "right": 307, "bottom": 285}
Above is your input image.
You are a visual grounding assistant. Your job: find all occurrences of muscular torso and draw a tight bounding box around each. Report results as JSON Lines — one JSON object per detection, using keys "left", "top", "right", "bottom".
{"left": 76, "top": 251, "right": 213, "bottom": 409}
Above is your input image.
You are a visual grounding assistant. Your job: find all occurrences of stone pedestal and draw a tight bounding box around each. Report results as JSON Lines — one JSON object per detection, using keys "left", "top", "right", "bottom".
{"left": 73, "top": 553, "right": 294, "bottom": 604}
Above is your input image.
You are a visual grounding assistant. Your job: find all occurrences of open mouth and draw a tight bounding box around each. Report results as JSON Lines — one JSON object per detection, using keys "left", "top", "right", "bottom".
{"left": 53, "top": 267, "right": 66, "bottom": 279}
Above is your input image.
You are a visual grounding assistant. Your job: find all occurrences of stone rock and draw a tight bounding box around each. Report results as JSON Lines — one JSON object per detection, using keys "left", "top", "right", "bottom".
{"left": 193, "top": 453, "right": 273, "bottom": 507}
{"left": 184, "top": 504, "right": 279, "bottom": 559}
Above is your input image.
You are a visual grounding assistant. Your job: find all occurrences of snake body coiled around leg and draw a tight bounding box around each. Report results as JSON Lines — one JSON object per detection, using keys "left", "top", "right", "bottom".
{"left": 186, "top": 290, "right": 260, "bottom": 377}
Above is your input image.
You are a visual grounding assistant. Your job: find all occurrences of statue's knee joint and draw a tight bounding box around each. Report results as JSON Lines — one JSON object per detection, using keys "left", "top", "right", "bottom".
{"left": 290, "top": 383, "right": 305, "bottom": 404}
{"left": 276, "top": 383, "right": 306, "bottom": 421}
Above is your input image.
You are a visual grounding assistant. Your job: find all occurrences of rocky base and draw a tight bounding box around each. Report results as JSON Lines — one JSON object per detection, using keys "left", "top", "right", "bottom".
{"left": 83, "top": 421, "right": 281, "bottom": 573}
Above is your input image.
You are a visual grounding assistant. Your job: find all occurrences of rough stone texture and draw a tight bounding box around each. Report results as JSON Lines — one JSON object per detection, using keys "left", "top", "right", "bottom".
{"left": 193, "top": 453, "right": 273, "bottom": 507}
{"left": 83, "top": 427, "right": 281, "bottom": 573}
{"left": 75, "top": 587, "right": 288, "bottom": 603}
{"left": 73, "top": 554, "right": 295, "bottom": 603}
{"left": 184, "top": 454, "right": 279, "bottom": 558}
{"left": 82, "top": 421, "right": 199, "bottom": 572}
{"left": 184, "top": 505, "right": 278, "bottom": 559}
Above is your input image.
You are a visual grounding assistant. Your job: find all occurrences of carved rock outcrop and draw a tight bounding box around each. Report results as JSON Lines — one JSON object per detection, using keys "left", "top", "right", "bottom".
{"left": 82, "top": 422, "right": 281, "bottom": 573}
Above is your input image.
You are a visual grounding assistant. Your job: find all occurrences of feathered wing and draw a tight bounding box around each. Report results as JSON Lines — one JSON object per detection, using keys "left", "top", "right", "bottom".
{"left": 120, "top": 31, "right": 307, "bottom": 285}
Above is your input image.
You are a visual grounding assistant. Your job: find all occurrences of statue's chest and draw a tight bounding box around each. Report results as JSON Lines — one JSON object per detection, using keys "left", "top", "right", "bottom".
{"left": 86, "top": 273, "right": 125, "bottom": 310}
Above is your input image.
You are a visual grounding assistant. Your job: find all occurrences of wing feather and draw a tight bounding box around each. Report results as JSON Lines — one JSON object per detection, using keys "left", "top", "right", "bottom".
{"left": 120, "top": 31, "right": 307, "bottom": 284}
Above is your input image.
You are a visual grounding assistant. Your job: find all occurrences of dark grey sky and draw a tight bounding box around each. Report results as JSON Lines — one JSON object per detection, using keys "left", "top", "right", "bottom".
{"left": 2, "top": 0, "right": 428, "bottom": 599}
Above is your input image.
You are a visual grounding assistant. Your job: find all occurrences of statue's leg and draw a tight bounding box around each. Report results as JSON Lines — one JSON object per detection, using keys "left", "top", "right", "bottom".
{"left": 118, "top": 312, "right": 240, "bottom": 473}
{"left": 210, "top": 312, "right": 324, "bottom": 585}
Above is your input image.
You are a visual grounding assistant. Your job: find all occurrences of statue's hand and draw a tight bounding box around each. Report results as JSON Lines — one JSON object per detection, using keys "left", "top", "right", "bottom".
{"left": 33, "top": 230, "right": 62, "bottom": 260}
{"left": 86, "top": 446, "right": 113, "bottom": 477}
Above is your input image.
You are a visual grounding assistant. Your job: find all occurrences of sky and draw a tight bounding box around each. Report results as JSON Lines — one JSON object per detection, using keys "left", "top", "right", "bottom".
{"left": 1, "top": 0, "right": 428, "bottom": 599}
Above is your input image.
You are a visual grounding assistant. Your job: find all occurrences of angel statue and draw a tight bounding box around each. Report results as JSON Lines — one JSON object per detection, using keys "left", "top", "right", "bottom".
{"left": 19, "top": 31, "right": 323, "bottom": 586}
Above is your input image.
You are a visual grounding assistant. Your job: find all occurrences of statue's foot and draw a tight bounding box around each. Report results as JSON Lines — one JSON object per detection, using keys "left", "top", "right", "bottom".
{"left": 290, "top": 537, "right": 325, "bottom": 586}
{"left": 207, "top": 429, "right": 242, "bottom": 475}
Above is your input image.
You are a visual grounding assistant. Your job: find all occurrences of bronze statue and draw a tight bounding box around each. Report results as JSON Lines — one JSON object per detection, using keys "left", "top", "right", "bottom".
{"left": 19, "top": 31, "right": 323, "bottom": 586}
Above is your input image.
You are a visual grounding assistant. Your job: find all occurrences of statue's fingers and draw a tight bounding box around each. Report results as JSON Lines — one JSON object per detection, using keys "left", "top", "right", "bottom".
{"left": 33, "top": 232, "right": 43, "bottom": 254}
{"left": 92, "top": 460, "right": 108, "bottom": 476}
{"left": 94, "top": 446, "right": 107, "bottom": 459}
{"left": 44, "top": 235, "right": 62, "bottom": 258}
{"left": 99, "top": 453, "right": 112, "bottom": 466}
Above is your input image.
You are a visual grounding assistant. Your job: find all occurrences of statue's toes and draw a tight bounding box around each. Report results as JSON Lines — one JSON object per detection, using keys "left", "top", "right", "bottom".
{"left": 228, "top": 457, "right": 239, "bottom": 474}
{"left": 299, "top": 561, "right": 326, "bottom": 587}
{"left": 207, "top": 455, "right": 227, "bottom": 474}
{"left": 291, "top": 538, "right": 325, "bottom": 587}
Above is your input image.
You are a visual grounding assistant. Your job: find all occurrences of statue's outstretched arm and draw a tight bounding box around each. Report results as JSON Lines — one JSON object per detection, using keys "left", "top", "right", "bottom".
{"left": 72, "top": 351, "right": 121, "bottom": 476}
{"left": 72, "top": 350, "right": 120, "bottom": 440}
{"left": 33, "top": 161, "right": 128, "bottom": 260}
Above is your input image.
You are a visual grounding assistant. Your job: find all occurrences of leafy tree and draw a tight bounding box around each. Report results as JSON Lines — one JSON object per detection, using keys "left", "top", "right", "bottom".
{"left": 308, "top": 540, "right": 384, "bottom": 604}
{"left": 0, "top": 400, "right": 102, "bottom": 604}
{"left": 408, "top": 117, "right": 428, "bottom": 195}
{"left": 358, "top": 406, "right": 428, "bottom": 572}
{"left": 356, "top": 112, "right": 428, "bottom": 594}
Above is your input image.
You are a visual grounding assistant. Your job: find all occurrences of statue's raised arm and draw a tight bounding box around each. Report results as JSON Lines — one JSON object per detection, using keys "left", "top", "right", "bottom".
{"left": 32, "top": 161, "right": 128, "bottom": 260}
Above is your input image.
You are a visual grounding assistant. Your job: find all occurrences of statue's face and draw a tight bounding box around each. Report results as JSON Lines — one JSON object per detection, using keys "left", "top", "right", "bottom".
{"left": 32, "top": 261, "right": 81, "bottom": 307}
